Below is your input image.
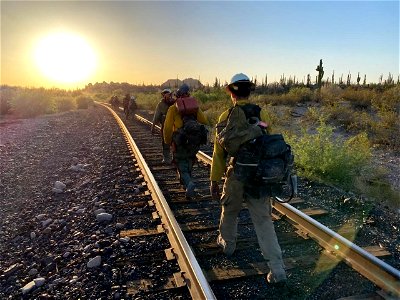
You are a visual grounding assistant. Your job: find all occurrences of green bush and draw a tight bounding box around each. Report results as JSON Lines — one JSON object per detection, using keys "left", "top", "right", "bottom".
{"left": 0, "top": 96, "right": 11, "bottom": 115}
{"left": 192, "top": 88, "right": 230, "bottom": 103}
{"left": 320, "top": 85, "right": 343, "bottom": 105}
{"left": 370, "top": 86, "right": 400, "bottom": 149}
{"left": 287, "top": 87, "right": 313, "bottom": 103}
{"left": 371, "top": 85, "right": 400, "bottom": 113}
{"left": 135, "top": 92, "right": 159, "bottom": 111}
{"left": 342, "top": 87, "right": 376, "bottom": 109}
{"left": 324, "top": 101, "right": 355, "bottom": 130}
{"left": 76, "top": 95, "right": 93, "bottom": 109}
{"left": 56, "top": 97, "right": 76, "bottom": 112}
{"left": 287, "top": 120, "right": 371, "bottom": 188}
{"left": 347, "top": 111, "right": 374, "bottom": 132}
{"left": 11, "top": 89, "right": 55, "bottom": 117}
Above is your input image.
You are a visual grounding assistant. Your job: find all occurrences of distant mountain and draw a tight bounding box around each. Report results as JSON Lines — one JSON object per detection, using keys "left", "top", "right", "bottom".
{"left": 161, "top": 78, "right": 203, "bottom": 89}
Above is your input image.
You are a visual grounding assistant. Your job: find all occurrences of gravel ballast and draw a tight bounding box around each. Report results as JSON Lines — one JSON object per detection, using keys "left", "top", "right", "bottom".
{"left": 0, "top": 106, "right": 133, "bottom": 298}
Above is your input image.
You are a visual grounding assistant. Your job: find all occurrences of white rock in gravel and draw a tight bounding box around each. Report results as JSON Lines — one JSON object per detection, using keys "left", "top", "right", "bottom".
{"left": 21, "top": 281, "right": 35, "bottom": 294}
{"left": 28, "top": 268, "right": 38, "bottom": 276}
{"left": 36, "top": 214, "right": 47, "bottom": 220}
{"left": 34, "top": 277, "right": 46, "bottom": 287}
{"left": 96, "top": 213, "right": 113, "bottom": 223}
{"left": 117, "top": 199, "right": 124, "bottom": 204}
{"left": 41, "top": 219, "right": 53, "bottom": 227}
{"left": 115, "top": 223, "right": 124, "bottom": 229}
{"left": 70, "top": 163, "right": 86, "bottom": 172}
{"left": 69, "top": 165, "right": 81, "bottom": 172}
{"left": 87, "top": 256, "right": 101, "bottom": 268}
{"left": 83, "top": 244, "right": 92, "bottom": 252}
{"left": 119, "top": 237, "right": 130, "bottom": 243}
{"left": 30, "top": 232, "right": 36, "bottom": 239}
{"left": 63, "top": 252, "right": 71, "bottom": 258}
{"left": 54, "top": 181, "right": 66, "bottom": 190}
{"left": 93, "top": 208, "right": 106, "bottom": 216}
{"left": 52, "top": 188, "right": 64, "bottom": 194}
{"left": 70, "top": 275, "right": 79, "bottom": 284}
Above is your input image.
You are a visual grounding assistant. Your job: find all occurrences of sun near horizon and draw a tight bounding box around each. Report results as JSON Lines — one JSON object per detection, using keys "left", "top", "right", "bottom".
{"left": 33, "top": 31, "right": 97, "bottom": 89}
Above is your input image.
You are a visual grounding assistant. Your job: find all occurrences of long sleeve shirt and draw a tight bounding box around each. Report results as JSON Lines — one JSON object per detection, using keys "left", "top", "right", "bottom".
{"left": 210, "top": 100, "right": 269, "bottom": 182}
{"left": 152, "top": 100, "right": 170, "bottom": 126}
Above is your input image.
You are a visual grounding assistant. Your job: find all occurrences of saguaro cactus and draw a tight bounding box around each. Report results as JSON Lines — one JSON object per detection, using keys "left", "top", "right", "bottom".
{"left": 316, "top": 59, "right": 324, "bottom": 89}
{"left": 307, "top": 74, "right": 311, "bottom": 87}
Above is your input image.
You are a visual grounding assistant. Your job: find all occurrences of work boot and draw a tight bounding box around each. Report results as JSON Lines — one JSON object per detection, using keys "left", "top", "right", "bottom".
{"left": 266, "top": 263, "right": 287, "bottom": 286}
{"left": 185, "top": 182, "right": 196, "bottom": 198}
{"left": 217, "top": 235, "right": 236, "bottom": 256}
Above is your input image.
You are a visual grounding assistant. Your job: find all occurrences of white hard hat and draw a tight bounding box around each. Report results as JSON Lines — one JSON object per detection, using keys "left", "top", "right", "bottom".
{"left": 161, "top": 88, "right": 171, "bottom": 94}
{"left": 130, "top": 96, "right": 136, "bottom": 100}
{"left": 229, "top": 73, "right": 250, "bottom": 85}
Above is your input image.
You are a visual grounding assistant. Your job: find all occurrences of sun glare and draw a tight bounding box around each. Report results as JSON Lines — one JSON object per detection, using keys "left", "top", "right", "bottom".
{"left": 34, "top": 32, "right": 96, "bottom": 84}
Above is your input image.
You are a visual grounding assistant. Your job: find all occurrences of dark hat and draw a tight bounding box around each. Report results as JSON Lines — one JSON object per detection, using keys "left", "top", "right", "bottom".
{"left": 176, "top": 83, "right": 190, "bottom": 97}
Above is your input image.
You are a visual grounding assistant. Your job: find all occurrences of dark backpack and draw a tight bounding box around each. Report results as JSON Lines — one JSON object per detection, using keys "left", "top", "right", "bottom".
{"left": 172, "top": 97, "right": 208, "bottom": 156}
{"left": 220, "top": 104, "right": 296, "bottom": 201}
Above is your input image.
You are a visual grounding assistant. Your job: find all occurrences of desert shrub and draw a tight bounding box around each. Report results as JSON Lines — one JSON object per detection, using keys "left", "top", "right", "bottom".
{"left": 371, "top": 85, "right": 400, "bottom": 113}
{"left": 256, "top": 87, "right": 314, "bottom": 106}
{"left": 134, "top": 93, "right": 159, "bottom": 111}
{"left": 324, "top": 101, "right": 355, "bottom": 130}
{"left": 0, "top": 87, "right": 16, "bottom": 115}
{"left": 192, "top": 89, "right": 230, "bottom": 104}
{"left": 369, "top": 86, "right": 400, "bottom": 149}
{"left": 287, "top": 120, "right": 371, "bottom": 188}
{"left": 320, "top": 85, "right": 343, "bottom": 105}
{"left": 11, "top": 89, "right": 55, "bottom": 117}
{"left": 304, "top": 107, "right": 326, "bottom": 125}
{"left": 371, "top": 110, "right": 400, "bottom": 149}
{"left": 287, "top": 87, "right": 313, "bottom": 103}
{"left": 347, "top": 111, "right": 374, "bottom": 132}
{"left": 342, "top": 87, "right": 376, "bottom": 109}
{"left": 93, "top": 93, "right": 109, "bottom": 102}
{"left": 260, "top": 104, "right": 284, "bottom": 132}
{"left": 0, "top": 96, "right": 11, "bottom": 115}
{"left": 76, "top": 95, "right": 93, "bottom": 109}
{"left": 56, "top": 97, "right": 76, "bottom": 112}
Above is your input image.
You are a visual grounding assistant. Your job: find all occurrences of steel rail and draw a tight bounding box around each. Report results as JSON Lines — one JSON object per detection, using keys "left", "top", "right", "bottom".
{"left": 102, "top": 105, "right": 216, "bottom": 300}
{"left": 273, "top": 200, "right": 400, "bottom": 297}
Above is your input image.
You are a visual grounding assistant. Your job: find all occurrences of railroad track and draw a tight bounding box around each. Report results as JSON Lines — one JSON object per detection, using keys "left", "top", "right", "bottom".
{"left": 102, "top": 104, "right": 400, "bottom": 299}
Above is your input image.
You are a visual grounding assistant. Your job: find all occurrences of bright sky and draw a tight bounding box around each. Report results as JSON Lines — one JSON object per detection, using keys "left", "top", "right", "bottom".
{"left": 1, "top": 1, "right": 399, "bottom": 89}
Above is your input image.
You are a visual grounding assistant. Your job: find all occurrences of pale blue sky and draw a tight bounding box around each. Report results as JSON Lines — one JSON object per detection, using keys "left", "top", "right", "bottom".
{"left": 2, "top": 1, "right": 399, "bottom": 88}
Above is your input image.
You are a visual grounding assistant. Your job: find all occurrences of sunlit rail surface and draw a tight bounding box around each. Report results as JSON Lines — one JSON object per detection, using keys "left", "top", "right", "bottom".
{"left": 103, "top": 103, "right": 400, "bottom": 299}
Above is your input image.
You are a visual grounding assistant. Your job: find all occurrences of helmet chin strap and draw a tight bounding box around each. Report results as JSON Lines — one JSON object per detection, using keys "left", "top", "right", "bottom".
{"left": 230, "top": 93, "right": 237, "bottom": 105}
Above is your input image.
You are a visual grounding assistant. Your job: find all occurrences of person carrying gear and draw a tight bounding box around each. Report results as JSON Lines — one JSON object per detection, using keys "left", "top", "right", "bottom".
{"left": 163, "top": 83, "right": 209, "bottom": 198}
{"left": 151, "top": 88, "right": 175, "bottom": 164}
{"left": 123, "top": 93, "right": 130, "bottom": 115}
{"left": 126, "top": 95, "right": 137, "bottom": 120}
{"left": 210, "top": 73, "right": 287, "bottom": 285}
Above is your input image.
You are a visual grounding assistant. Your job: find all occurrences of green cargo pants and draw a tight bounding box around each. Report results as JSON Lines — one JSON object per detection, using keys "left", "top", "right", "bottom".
{"left": 173, "top": 145, "right": 196, "bottom": 188}
{"left": 219, "top": 166, "right": 285, "bottom": 269}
